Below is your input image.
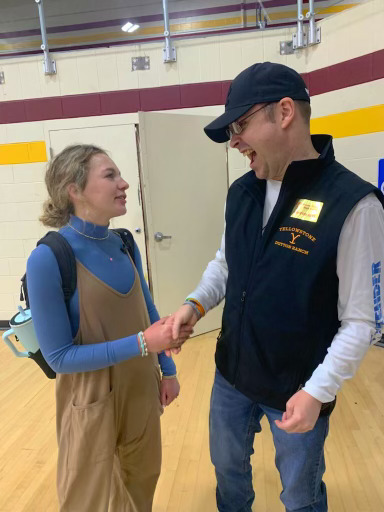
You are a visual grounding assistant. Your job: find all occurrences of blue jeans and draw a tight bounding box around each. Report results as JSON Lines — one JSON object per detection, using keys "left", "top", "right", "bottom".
{"left": 210, "top": 370, "right": 329, "bottom": 512}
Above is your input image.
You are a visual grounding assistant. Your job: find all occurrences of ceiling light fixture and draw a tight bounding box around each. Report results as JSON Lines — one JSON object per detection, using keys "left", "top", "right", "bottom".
{"left": 128, "top": 24, "right": 140, "bottom": 33}
{"left": 122, "top": 21, "right": 140, "bottom": 32}
{"left": 121, "top": 22, "right": 133, "bottom": 31}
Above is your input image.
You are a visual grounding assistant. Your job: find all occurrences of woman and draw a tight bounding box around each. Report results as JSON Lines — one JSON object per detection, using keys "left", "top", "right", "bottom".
{"left": 27, "top": 145, "right": 191, "bottom": 512}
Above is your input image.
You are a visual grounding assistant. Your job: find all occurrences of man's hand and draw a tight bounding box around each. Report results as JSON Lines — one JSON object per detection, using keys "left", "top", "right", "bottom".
{"left": 164, "top": 305, "right": 199, "bottom": 356}
{"left": 171, "top": 304, "right": 199, "bottom": 340}
{"left": 275, "top": 390, "right": 322, "bottom": 433}
{"left": 160, "top": 377, "right": 180, "bottom": 406}
{"left": 143, "top": 317, "right": 193, "bottom": 353}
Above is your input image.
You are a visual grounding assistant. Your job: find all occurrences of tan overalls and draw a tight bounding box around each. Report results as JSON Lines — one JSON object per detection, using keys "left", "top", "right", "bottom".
{"left": 56, "top": 261, "right": 162, "bottom": 512}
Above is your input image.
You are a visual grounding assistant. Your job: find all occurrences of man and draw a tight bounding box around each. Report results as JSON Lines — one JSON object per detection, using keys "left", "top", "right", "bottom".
{"left": 170, "top": 62, "right": 384, "bottom": 511}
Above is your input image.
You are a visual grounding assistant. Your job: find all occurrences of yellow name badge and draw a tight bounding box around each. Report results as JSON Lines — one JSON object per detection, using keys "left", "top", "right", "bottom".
{"left": 291, "top": 199, "right": 324, "bottom": 223}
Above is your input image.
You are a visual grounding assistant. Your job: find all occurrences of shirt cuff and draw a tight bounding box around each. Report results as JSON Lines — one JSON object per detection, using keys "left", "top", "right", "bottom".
{"left": 157, "top": 351, "right": 177, "bottom": 376}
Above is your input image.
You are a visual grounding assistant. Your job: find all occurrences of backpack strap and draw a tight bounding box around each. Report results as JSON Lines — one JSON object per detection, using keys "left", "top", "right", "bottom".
{"left": 37, "top": 231, "right": 77, "bottom": 307}
{"left": 112, "top": 228, "right": 135, "bottom": 264}
{"left": 20, "top": 274, "right": 30, "bottom": 308}
{"left": 20, "top": 231, "right": 77, "bottom": 309}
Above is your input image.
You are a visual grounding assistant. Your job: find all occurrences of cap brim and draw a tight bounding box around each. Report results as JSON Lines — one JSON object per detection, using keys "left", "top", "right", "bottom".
{"left": 204, "top": 104, "right": 254, "bottom": 143}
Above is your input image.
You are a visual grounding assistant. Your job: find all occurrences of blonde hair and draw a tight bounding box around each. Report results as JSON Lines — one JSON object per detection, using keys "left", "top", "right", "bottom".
{"left": 40, "top": 144, "right": 107, "bottom": 228}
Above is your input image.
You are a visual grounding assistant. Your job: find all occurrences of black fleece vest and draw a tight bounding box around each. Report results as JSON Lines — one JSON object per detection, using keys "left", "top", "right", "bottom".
{"left": 216, "top": 135, "right": 384, "bottom": 411}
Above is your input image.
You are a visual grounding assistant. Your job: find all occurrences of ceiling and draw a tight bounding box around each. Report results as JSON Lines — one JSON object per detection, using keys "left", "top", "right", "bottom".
{"left": 0, "top": 0, "right": 368, "bottom": 57}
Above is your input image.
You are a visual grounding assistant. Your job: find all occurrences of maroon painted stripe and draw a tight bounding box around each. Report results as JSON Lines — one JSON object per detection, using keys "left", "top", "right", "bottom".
{"left": 261, "top": 0, "right": 323, "bottom": 7}
{"left": 140, "top": 85, "right": 182, "bottom": 111}
{"left": 180, "top": 82, "right": 223, "bottom": 108}
{"left": 221, "top": 81, "right": 232, "bottom": 104}
{"left": 306, "top": 51, "right": 381, "bottom": 96}
{"left": 373, "top": 50, "right": 384, "bottom": 81}
{"left": 0, "top": 100, "right": 26, "bottom": 124}
{"left": 0, "top": 49, "right": 382, "bottom": 125}
{"left": 100, "top": 90, "right": 140, "bottom": 115}
{"left": 25, "top": 97, "right": 63, "bottom": 122}
{"left": 61, "top": 94, "right": 102, "bottom": 118}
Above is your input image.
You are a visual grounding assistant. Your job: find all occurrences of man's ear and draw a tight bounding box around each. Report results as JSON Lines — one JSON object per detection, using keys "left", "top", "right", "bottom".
{"left": 279, "top": 97, "right": 295, "bottom": 129}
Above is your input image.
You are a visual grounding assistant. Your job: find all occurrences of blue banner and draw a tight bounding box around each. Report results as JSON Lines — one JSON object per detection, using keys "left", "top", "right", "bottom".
{"left": 379, "top": 159, "right": 384, "bottom": 194}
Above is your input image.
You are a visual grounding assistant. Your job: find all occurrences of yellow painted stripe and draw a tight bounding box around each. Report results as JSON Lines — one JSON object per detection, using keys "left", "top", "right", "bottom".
{"left": 310, "top": 104, "right": 384, "bottom": 138}
{"left": 0, "top": 141, "right": 47, "bottom": 165}
{"left": 250, "top": 4, "right": 356, "bottom": 21}
{"left": 0, "top": 4, "right": 359, "bottom": 51}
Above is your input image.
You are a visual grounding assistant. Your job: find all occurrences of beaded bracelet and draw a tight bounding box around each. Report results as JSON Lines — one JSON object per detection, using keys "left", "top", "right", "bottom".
{"left": 186, "top": 297, "right": 205, "bottom": 317}
{"left": 137, "top": 331, "right": 148, "bottom": 357}
{"left": 183, "top": 300, "right": 201, "bottom": 320}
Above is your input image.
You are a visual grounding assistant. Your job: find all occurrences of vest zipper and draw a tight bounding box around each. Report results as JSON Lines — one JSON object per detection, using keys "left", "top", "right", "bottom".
{"left": 233, "top": 291, "right": 247, "bottom": 387}
{"left": 233, "top": 182, "right": 290, "bottom": 386}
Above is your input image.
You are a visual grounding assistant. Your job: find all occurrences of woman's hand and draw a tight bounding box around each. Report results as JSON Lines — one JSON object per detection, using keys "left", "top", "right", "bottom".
{"left": 143, "top": 317, "right": 193, "bottom": 353}
{"left": 160, "top": 377, "right": 180, "bottom": 406}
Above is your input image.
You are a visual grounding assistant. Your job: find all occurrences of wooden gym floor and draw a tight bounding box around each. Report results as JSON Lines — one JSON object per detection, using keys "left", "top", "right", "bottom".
{"left": 0, "top": 330, "right": 384, "bottom": 512}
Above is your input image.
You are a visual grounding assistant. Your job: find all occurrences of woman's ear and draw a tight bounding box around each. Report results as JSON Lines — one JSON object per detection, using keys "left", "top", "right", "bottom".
{"left": 67, "top": 183, "right": 80, "bottom": 203}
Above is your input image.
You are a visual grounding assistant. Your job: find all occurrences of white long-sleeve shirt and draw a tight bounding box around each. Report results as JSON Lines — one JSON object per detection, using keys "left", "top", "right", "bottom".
{"left": 189, "top": 182, "right": 384, "bottom": 404}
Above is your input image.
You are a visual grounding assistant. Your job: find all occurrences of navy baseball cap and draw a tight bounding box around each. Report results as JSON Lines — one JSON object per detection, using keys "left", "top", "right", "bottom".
{"left": 204, "top": 62, "right": 310, "bottom": 143}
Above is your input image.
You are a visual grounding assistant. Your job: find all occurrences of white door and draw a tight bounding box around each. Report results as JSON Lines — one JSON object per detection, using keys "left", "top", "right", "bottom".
{"left": 48, "top": 124, "right": 148, "bottom": 277}
{"left": 138, "top": 112, "right": 228, "bottom": 336}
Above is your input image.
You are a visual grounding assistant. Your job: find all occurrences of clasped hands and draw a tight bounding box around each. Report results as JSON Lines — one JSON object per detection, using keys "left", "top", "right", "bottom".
{"left": 143, "top": 304, "right": 197, "bottom": 354}
{"left": 165, "top": 304, "right": 199, "bottom": 356}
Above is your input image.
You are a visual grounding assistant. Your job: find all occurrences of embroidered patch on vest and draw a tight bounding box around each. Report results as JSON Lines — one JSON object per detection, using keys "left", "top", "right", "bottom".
{"left": 274, "top": 227, "right": 317, "bottom": 256}
{"left": 290, "top": 199, "right": 324, "bottom": 223}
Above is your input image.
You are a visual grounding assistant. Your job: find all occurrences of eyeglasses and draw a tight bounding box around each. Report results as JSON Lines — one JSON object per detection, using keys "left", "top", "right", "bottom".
{"left": 226, "top": 103, "right": 270, "bottom": 139}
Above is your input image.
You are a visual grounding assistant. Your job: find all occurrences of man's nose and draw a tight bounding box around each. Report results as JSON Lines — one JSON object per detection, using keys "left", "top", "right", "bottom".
{"left": 229, "top": 134, "right": 241, "bottom": 149}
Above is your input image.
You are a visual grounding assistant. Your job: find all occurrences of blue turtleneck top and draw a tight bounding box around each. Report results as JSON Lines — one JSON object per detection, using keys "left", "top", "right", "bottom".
{"left": 26, "top": 215, "right": 176, "bottom": 376}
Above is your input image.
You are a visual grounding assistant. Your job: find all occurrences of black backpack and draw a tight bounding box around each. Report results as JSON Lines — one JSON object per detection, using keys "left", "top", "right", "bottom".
{"left": 20, "top": 228, "right": 135, "bottom": 379}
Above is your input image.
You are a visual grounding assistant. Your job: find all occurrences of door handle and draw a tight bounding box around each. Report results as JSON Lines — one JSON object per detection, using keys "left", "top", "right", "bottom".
{"left": 154, "top": 232, "right": 172, "bottom": 242}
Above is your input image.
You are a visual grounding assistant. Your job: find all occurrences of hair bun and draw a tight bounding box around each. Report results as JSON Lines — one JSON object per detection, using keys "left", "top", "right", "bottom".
{"left": 40, "top": 198, "right": 70, "bottom": 228}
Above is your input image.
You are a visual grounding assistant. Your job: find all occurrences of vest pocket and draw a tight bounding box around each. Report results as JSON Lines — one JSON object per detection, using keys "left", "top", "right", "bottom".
{"left": 68, "top": 389, "right": 115, "bottom": 469}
